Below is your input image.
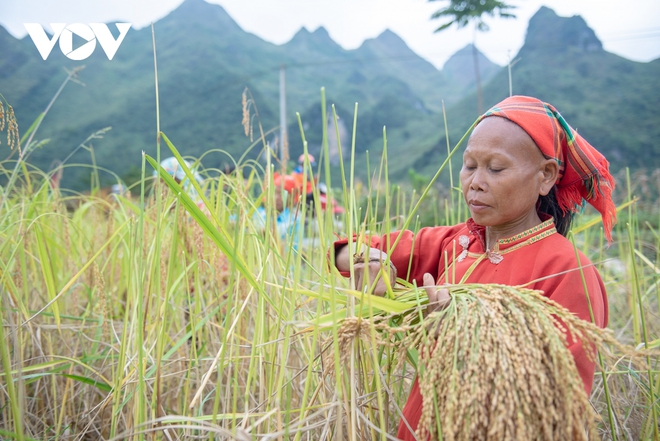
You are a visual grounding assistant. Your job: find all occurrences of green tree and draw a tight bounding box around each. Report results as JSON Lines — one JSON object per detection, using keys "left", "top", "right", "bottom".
{"left": 430, "top": 0, "right": 517, "bottom": 114}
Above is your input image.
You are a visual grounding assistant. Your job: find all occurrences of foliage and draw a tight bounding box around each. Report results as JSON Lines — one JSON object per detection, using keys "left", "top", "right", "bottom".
{"left": 1, "top": 14, "right": 660, "bottom": 435}
{"left": 429, "top": 0, "right": 517, "bottom": 32}
{"left": 1, "top": 83, "right": 659, "bottom": 439}
{"left": 429, "top": 0, "right": 517, "bottom": 115}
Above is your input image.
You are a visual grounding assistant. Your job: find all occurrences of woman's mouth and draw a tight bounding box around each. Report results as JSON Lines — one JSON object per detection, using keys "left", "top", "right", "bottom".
{"left": 468, "top": 200, "right": 490, "bottom": 213}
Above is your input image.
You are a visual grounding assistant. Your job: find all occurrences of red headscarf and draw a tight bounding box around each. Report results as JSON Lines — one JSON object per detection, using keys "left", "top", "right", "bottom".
{"left": 477, "top": 95, "right": 617, "bottom": 242}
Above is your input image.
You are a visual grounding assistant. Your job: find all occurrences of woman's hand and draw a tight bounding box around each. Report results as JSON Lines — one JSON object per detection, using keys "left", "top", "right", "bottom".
{"left": 354, "top": 257, "right": 397, "bottom": 296}
{"left": 423, "top": 273, "right": 451, "bottom": 315}
{"left": 334, "top": 244, "right": 396, "bottom": 296}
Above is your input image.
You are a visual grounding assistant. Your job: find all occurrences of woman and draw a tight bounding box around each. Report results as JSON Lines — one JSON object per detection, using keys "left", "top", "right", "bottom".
{"left": 332, "top": 95, "right": 616, "bottom": 439}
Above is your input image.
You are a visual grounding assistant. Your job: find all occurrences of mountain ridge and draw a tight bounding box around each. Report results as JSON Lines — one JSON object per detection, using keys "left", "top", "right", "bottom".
{"left": 0, "top": 2, "right": 656, "bottom": 189}
{"left": 396, "top": 6, "right": 660, "bottom": 180}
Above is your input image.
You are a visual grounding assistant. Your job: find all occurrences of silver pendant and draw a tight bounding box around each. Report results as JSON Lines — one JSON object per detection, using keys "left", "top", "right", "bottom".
{"left": 457, "top": 235, "right": 470, "bottom": 262}
{"left": 458, "top": 235, "right": 470, "bottom": 249}
{"left": 457, "top": 249, "right": 468, "bottom": 262}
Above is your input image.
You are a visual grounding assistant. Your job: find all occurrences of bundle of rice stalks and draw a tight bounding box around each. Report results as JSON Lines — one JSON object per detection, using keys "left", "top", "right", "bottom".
{"left": 408, "top": 284, "right": 612, "bottom": 440}
{"left": 322, "top": 283, "right": 637, "bottom": 441}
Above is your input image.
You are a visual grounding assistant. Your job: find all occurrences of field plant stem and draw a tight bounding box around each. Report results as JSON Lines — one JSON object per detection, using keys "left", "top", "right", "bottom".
{"left": 330, "top": 103, "right": 347, "bottom": 415}
{"left": 383, "top": 127, "right": 391, "bottom": 245}
{"left": 321, "top": 88, "right": 331, "bottom": 190}
{"left": 0, "top": 293, "right": 23, "bottom": 440}
{"left": 348, "top": 102, "right": 360, "bottom": 440}
{"left": 367, "top": 319, "right": 387, "bottom": 441}
{"left": 626, "top": 222, "right": 660, "bottom": 438}
{"left": 136, "top": 195, "right": 148, "bottom": 439}
{"left": 274, "top": 272, "right": 295, "bottom": 435}
{"left": 349, "top": 103, "right": 358, "bottom": 221}
{"left": 152, "top": 23, "right": 161, "bottom": 165}
{"left": 441, "top": 101, "right": 455, "bottom": 217}
{"left": 110, "top": 220, "right": 137, "bottom": 437}
{"left": 292, "top": 291, "right": 324, "bottom": 441}
{"left": 141, "top": 24, "right": 162, "bottom": 439}
{"left": 332, "top": 104, "right": 349, "bottom": 233}
{"left": 152, "top": 205, "right": 181, "bottom": 428}
{"left": 191, "top": 284, "right": 257, "bottom": 410}
{"left": 350, "top": 342, "right": 357, "bottom": 440}
{"left": 570, "top": 233, "right": 618, "bottom": 439}
{"left": 353, "top": 120, "right": 396, "bottom": 438}
{"left": 319, "top": 88, "right": 334, "bottom": 255}
{"left": 624, "top": 171, "right": 642, "bottom": 344}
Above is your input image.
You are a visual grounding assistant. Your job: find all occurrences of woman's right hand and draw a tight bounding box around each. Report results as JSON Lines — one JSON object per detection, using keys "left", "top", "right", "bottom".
{"left": 334, "top": 244, "right": 397, "bottom": 296}
{"left": 353, "top": 257, "right": 397, "bottom": 296}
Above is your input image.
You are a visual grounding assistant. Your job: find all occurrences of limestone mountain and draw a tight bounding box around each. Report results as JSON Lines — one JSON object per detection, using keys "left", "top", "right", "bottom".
{"left": 0, "top": 1, "right": 656, "bottom": 189}
{"left": 0, "top": 0, "right": 499, "bottom": 188}
{"left": 443, "top": 44, "right": 501, "bottom": 94}
{"left": 386, "top": 6, "right": 660, "bottom": 179}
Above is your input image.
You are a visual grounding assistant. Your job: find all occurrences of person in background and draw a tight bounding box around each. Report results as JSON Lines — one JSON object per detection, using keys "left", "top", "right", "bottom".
{"left": 252, "top": 172, "right": 303, "bottom": 248}
{"left": 315, "top": 182, "right": 345, "bottom": 215}
{"left": 154, "top": 156, "right": 205, "bottom": 207}
{"left": 292, "top": 154, "right": 345, "bottom": 216}
{"left": 330, "top": 95, "right": 616, "bottom": 439}
{"left": 293, "top": 153, "right": 316, "bottom": 174}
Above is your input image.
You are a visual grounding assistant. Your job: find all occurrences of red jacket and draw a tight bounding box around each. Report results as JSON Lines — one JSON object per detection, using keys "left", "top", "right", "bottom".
{"left": 334, "top": 217, "right": 608, "bottom": 440}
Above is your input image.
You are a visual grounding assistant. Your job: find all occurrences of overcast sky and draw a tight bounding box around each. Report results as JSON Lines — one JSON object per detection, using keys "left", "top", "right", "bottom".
{"left": 2, "top": 0, "right": 659, "bottom": 68}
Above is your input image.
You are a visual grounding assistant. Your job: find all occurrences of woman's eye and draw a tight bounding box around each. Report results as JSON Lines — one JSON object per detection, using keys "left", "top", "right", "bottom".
{"left": 489, "top": 167, "right": 503, "bottom": 173}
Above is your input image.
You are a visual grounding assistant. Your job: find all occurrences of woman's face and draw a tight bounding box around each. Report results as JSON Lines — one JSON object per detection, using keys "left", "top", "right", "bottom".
{"left": 460, "top": 117, "right": 558, "bottom": 234}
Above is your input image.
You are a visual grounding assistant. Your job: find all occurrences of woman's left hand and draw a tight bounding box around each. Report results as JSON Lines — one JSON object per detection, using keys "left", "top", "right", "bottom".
{"left": 423, "top": 273, "right": 451, "bottom": 315}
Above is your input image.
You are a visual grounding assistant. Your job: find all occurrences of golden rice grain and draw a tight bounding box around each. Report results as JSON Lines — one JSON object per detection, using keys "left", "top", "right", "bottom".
{"left": 241, "top": 88, "right": 250, "bottom": 139}
{"left": 6, "top": 105, "right": 20, "bottom": 153}
{"left": 0, "top": 102, "right": 5, "bottom": 132}
{"left": 323, "top": 316, "right": 410, "bottom": 376}
{"left": 407, "top": 284, "right": 607, "bottom": 441}
{"left": 0, "top": 102, "right": 20, "bottom": 153}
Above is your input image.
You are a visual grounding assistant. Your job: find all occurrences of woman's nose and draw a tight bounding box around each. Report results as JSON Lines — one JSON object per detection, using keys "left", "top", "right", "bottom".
{"left": 469, "top": 169, "right": 486, "bottom": 191}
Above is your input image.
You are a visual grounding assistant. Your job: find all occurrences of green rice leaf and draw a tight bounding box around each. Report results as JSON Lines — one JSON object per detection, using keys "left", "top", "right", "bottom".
{"left": 61, "top": 373, "right": 112, "bottom": 392}
{"left": 145, "top": 153, "right": 271, "bottom": 306}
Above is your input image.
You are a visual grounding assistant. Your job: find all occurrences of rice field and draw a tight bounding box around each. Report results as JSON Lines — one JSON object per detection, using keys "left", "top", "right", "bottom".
{"left": 1, "top": 83, "right": 660, "bottom": 440}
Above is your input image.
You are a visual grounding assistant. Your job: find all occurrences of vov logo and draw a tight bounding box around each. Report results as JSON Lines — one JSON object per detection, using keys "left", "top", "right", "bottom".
{"left": 24, "top": 23, "right": 132, "bottom": 61}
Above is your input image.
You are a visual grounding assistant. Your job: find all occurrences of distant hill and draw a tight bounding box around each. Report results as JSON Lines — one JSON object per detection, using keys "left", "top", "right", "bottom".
{"left": 443, "top": 43, "right": 501, "bottom": 94}
{"left": 0, "top": 0, "right": 499, "bottom": 189}
{"left": 386, "top": 6, "right": 660, "bottom": 180}
{"left": 0, "top": 1, "right": 657, "bottom": 190}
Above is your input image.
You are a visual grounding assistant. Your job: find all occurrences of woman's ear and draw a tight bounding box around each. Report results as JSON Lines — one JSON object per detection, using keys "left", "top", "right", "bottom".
{"left": 539, "top": 159, "right": 559, "bottom": 196}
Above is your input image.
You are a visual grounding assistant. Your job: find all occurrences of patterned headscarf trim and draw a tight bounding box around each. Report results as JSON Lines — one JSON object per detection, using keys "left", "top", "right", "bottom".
{"left": 477, "top": 95, "right": 617, "bottom": 242}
